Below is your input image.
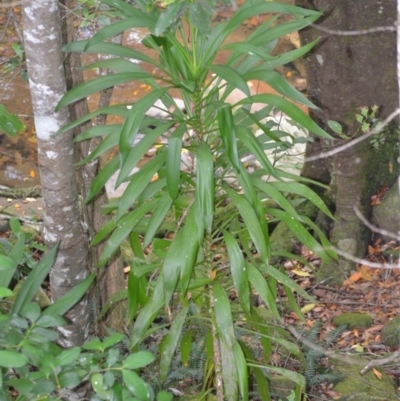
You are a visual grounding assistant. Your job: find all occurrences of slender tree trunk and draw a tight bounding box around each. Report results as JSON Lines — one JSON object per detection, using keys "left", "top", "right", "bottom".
{"left": 60, "top": 1, "right": 126, "bottom": 334}
{"left": 296, "top": 0, "right": 399, "bottom": 285}
{"left": 22, "top": 0, "right": 90, "bottom": 346}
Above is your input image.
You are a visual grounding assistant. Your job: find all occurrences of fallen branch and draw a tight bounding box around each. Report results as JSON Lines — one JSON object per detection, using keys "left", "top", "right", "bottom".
{"left": 0, "top": 185, "right": 41, "bottom": 199}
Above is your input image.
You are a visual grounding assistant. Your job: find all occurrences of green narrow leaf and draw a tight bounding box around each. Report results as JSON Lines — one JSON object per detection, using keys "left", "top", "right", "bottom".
{"left": 180, "top": 328, "right": 193, "bottom": 367}
{"left": 42, "top": 274, "right": 95, "bottom": 317}
{"left": 213, "top": 282, "right": 235, "bottom": 347}
{"left": 0, "top": 234, "right": 25, "bottom": 288}
{"left": 117, "top": 152, "right": 166, "bottom": 219}
{"left": 130, "top": 231, "right": 145, "bottom": 259}
{"left": 209, "top": 64, "right": 250, "bottom": 99}
{"left": 99, "top": 199, "right": 157, "bottom": 267}
{"left": 196, "top": 141, "right": 214, "bottom": 233}
{"left": 262, "top": 263, "right": 316, "bottom": 303}
{"left": 143, "top": 191, "right": 173, "bottom": 248}
{"left": 127, "top": 268, "right": 140, "bottom": 322}
{"left": 217, "top": 105, "right": 240, "bottom": 172}
{"left": 166, "top": 123, "right": 186, "bottom": 199}
{"left": 160, "top": 306, "right": 189, "bottom": 383}
{"left": 220, "top": 339, "right": 238, "bottom": 400}
{"left": 224, "top": 186, "right": 270, "bottom": 263}
{"left": 122, "top": 370, "right": 149, "bottom": 400}
{"left": 130, "top": 278, "right": 165, "bottom": 349}
{"left": 223, "top": 231, "right": 250, "bottom": 314}
{"left": 266, "top": 208, "right": 331, "bottom": 264}
{"left": 238, "top": 94, "right": 331, "bottom": 139}
{"left": 247, "top": 263, "right": 279, "bottom": 318}
{"left": 11, "top": 244, "right": 59, "bottom": 315}
{"left": 233, "top": 341, "right": 248, "bottom": 401}
{"left": 85, "top": 18, "right": 155, "bottom": 51}
{"left": 56, "top": 72, "right": 153, "bottom": 110}
{"left": 155, "top": 1, "right": 185, "bottom": 36}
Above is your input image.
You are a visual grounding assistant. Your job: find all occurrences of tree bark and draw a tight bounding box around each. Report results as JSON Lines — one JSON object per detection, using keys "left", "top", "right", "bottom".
{"left": 22, "top": 0, "right": 90, "bottom": 346}
{"left": 296, "top": 0, "right": 399, "bottom": 285}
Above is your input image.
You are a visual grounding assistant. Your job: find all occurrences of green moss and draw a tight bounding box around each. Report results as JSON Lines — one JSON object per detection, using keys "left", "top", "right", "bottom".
{"left": 333, "top": 356, "right": 397, "bottom": 400}
{"left": 332, "top": 313, "right": 373, "bottom": 329}
{"left": 382, "top": 316, "right": 400, "bottom": 348}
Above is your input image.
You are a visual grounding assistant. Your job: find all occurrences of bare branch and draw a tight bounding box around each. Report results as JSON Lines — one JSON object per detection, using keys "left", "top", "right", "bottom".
{"left": 287, "top": 325, "right": 400, "bottom": 375}
{"left": 305, "top": 108, "right": 400, "bottom": 162}
{"left": 310, "top": 23, "right": 397, "bottom": 36}
{"left": 353, "top": 204, "right": 400, "bottom": 241}
{"left": 0, "top": 0, "right": 24, "bottom": 7}
{"left": 329, "top": 247, "right": 400, "bottom": 269}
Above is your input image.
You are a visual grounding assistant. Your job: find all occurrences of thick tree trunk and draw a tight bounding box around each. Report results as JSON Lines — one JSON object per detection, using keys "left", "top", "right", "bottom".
{"left": 296, "top": 0, "right": 399, "bottom": 285}
{"left": 22, "top": 0, "right": 90, "bottom": 346}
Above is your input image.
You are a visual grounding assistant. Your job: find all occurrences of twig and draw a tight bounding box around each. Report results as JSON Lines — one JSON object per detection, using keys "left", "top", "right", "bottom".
{"left": 305, "top": 108, "right": 400, "bottom": 162}
{"left": 310, "top": 23, "right": 397, "bottom": 36}
{"left": 0, "top": 0, "right": 24, "bottom": 7}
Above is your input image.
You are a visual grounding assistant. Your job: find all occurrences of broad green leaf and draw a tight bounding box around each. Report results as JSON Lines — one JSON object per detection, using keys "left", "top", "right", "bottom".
{"left": 59, "top": 371, "right": 81, "bottom": 389}
{"left": 180, "top": 328, "right": 193, "bottom": 367}
{"left": 55, "top": 347, "right": 81, "bottom": 367}
{"left": 117, "top": 153, "right": 166, "bottom": 219}
{"left": 224, "top": 186, "right": 270, "bottom": 263}
{"left": 91, "top": 373, "right": 111, "bottom": 399}
{"left": 213, "top": 282, "right": 235, "bottom": 347}
{"left": 196, "top": 141, "right": 214, "bottom": 233}
{"left": 123, "top": 351, "right": 155, "bottom": 369}
{"left": 11, "top": 244, "right": 59, "bottom": 315}
{"left": 166, "top": 123, "right": 186, "bottom": 199}
{"left": 157, "top": 391, "right": 174, "bottom": 401}
{"left": 143, "top": 191, "right": 173, "bottom": 248}
{"left": 268, "top": 181, "right": 334, "bottom": 219}
{"left": 209, "top": 64, "right": 250, "bottom": 99}
{"left": 0, "top": 234, "right": 25, "bottom": 288}
{"left": 0, "top": 104, "right": 25, "bottom": 136}
{"left": 0, "top": 287, "right": 12, "bottom": 298}
{"left": 56, "top": 72, "right": 153, "bottom": 110}
{"left": 160, "top": 306, "right": 189, "bottom": 383}
{"left": 238, "top": 95, "right": 331, "bottom": 139}
{"left": 100, "top": 0, "right": 155, "bottom": 17}
{"left": 223, "top": 231, "right": 250, "bottom": 314}
{"left": 103, "top": 333, "right": 124, "bottom": 349}
{"left": 233, "top": 341, "right": 248, "bottom": 401}
{"left": 122, "top": 370, "right": 149, "bottom": 400}
{"left": 266, "top": 208, "right": 331, "bottom": 263}
{"left": 243, "top": 70, "right": 316, "bottom": 108}
{"left": 0, "top": 351, "right": 28, "bottom": 368}
{"left": 21, "top": 302, "right": 41, "bottom": 322}
{"left": 247, "top": 263, "right": 279, "bottom": 318}
{"left": 85, "top": 156, "right": 119, "bottom": 203}
{"left": 9, "top": 217, "right": 20, "bottom": 235}
{"left": 42, "top": 274, "right": 95, "bottom": 317}
{"left": 262, "top": 263, "right": 316, "bottom": 303}
{"left": 0, "top": 255, "right": 14, "bottom": 271}
{"left": 100, "top": 199, "right": 157, "bottom": 267}
{"left": 85, "top": 17, "right": 155, "bottom": 51}
{"left": 218, "top": 105, "right": 240, "bottom": 172}
{"left": 83, "top": 338, "right": 103, "bottom": 351}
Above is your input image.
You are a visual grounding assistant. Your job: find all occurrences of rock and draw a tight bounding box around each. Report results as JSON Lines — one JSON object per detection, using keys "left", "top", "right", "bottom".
{"left": 269, "top": 375, "right": 296, "bottom": 399}
{"left": 382, "top": 316, "right": 400, "bottom": 348}
{"left": 372, "top": 182, "right": 400, "bottom": 241}
{"left": 332, "top": 313, "right": 373, "bottom": 329}
{"left": 333, "top": 356, "right": 397, "bottom": 401}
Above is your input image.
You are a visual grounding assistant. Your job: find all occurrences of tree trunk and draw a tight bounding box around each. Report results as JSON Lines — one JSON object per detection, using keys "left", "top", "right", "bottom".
{"left": 22, "top": 0, "right": 90, "bottom": 346}
{"left": 296, "top": 0, "right": 399, "bottom": 285}
{"left": 60, "top": 1, "right": 126, "bottom": 334}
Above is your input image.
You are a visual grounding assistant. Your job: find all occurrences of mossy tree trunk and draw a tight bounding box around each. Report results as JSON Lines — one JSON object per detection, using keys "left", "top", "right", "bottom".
{"left": 296, "top": 0, "right": 398, "bottom": 285}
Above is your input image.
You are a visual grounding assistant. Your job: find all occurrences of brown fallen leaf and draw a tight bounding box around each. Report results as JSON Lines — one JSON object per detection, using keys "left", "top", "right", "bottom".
{"left": 372, "top": 368, "right": 382, "bottom": 380}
